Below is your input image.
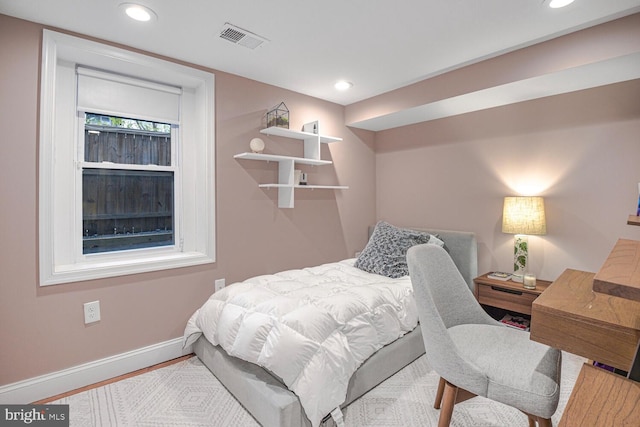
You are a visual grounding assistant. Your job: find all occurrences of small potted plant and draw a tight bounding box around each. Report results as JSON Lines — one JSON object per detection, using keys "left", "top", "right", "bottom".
{"left": 266, "top": 102, "right": 289, "bottom": 129}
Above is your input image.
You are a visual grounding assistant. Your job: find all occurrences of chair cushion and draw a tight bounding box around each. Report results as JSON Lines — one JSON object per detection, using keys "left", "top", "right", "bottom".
{"left": 448, "top": 324, "right": 561, "bottom": 418}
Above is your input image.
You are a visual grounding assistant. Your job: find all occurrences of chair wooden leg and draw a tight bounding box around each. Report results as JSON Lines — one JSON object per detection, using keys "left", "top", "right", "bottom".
{"left": 525, "top": 413, "right": 553, "bottom": 427}
{"left": 434, "top": 377, "right": 445, "bottom": 409}
{"left": 536, "top": 418, "right": 552, "bottom": 427}
{"left": 453, "top": 387, "right": 476, "bottom": 405}
{"left": 438, "top": 381, "right": 458, "bottom": 427}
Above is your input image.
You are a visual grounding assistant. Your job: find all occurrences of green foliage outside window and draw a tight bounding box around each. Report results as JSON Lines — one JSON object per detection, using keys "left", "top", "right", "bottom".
{"left": 85, "top": 113, "right": 170, "bottom": 133}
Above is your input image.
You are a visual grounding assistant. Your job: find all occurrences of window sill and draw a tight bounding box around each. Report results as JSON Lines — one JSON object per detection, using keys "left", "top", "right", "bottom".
{"left": 42, "top": 251, "right": 214, "bottom": 286}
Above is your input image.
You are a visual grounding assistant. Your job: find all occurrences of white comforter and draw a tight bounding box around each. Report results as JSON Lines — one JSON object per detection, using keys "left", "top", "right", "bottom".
{"left": 183, "top": 259, "right": 418, "bottom": 427}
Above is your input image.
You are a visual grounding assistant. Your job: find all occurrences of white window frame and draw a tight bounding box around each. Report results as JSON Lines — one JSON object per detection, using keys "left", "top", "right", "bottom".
{"left": 39, "top": 30, "right": 215, "bottom": 286}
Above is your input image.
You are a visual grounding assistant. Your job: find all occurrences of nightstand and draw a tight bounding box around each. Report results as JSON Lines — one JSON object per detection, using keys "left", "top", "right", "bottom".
{"left": 473, "top": 273, "right": 551, "bottom": 316}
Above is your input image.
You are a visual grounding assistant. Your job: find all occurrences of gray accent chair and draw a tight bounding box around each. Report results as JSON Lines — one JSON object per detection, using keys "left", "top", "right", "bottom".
{"left": 407, "top": 244, "right": 561, "bottom": 427}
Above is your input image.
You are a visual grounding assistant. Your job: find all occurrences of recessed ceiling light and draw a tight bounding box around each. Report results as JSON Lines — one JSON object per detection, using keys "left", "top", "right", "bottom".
{"left": 120, "top": 3, "right": 157, "bottom": 22}
{"left": 549, "top": 0, "right": 575, "bottom": 8}
{"left": 335, "top": 80, "right": 353, "bottom": 91}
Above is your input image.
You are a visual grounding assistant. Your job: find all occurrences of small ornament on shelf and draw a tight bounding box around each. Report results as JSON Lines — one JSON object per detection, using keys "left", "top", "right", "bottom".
{"left": 249, "top": 137, "right": 265, "bottom": 153}
{"left": 266, "top": 101, "right": 289, "bottom": 129}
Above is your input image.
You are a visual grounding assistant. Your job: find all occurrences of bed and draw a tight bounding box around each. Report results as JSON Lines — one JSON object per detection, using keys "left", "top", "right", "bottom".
{"left": 183, "top": 222, "right": 477, "bottom": 427}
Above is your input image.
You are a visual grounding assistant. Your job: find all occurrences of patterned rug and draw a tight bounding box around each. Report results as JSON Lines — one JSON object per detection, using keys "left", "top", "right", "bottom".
{"left": 51, "top": 351, "right": 585, "bottom": 426}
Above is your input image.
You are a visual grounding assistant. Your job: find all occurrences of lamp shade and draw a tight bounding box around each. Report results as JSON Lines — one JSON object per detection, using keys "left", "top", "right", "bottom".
{"left": 502, "top": 196, "right": 547, "bottom": 235}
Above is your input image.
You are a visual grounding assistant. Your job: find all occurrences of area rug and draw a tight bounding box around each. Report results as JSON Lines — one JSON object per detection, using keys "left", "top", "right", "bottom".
{"left": 51, "top": 351, "right": 585, "bottom": 426}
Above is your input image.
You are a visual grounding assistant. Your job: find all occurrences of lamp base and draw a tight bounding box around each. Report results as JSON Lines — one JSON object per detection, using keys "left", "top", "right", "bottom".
{"left": 513, "top": 234, "right": 528, "bottom": 282}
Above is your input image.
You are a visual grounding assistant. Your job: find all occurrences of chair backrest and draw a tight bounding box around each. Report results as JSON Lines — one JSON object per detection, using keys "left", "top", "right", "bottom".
{"left": 407, "top": 244, "right": 495, "bottom": 391}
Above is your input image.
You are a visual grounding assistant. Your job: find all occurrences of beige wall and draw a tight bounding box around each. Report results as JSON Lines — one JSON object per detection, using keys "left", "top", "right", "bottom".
{"left": 2, "top": 10, "right": 640, "bottom": 390}
{"left": 374, "top": 78, "right": 640, "bottom": 281}
{"left": 0, "top": 14, "right": 376, "bottom": 386}
{"left": 365, "top": 13, "right": 640, "bottom": 282}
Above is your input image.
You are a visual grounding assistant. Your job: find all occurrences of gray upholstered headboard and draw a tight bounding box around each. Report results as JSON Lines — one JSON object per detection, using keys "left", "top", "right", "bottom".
{"left": 367, "top": 226, "right": 478, "bottom": 292}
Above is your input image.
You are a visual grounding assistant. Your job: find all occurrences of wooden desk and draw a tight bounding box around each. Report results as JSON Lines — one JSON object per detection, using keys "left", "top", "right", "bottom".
{"left": 530, "top": 268, "right": 640, "bottom": 372}
{"left": 593, "top": 238, "right": 640, "bottom": 302}
{"left": 559, "top": 363, "right": 640, "bottom": 426}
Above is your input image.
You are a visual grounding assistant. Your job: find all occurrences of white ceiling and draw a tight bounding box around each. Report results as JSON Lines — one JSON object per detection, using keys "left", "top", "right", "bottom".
{"left": 1, "top": 0, "right": 640, "bottom": 106}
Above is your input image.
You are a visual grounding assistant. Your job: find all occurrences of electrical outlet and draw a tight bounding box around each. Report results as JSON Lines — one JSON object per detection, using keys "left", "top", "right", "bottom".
{"left": 214, "top": 278, "right": 225, "bottom": 292}
{"left": 84, "top": 301, "right": 101, "bottom": 324}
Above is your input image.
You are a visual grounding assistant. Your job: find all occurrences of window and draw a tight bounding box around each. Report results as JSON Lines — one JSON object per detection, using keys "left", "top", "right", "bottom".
{"left": 39, "top": 30, "right": 215, "bottom": 286}
{"left": 82, "top": 113, "right": 175, "bottom": 254}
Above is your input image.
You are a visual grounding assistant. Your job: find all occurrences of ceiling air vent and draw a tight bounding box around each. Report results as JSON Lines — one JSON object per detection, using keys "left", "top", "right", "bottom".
{"left": 219, "top": 23, "right": 269, "bottom": 50}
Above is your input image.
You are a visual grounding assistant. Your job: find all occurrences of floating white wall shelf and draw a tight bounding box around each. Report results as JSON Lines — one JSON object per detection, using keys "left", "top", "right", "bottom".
{"left": 234, "top": 121, "right": 347, "bottom": 208}
{"left": 233, "top": 152, "right": 331, "bottom": 166}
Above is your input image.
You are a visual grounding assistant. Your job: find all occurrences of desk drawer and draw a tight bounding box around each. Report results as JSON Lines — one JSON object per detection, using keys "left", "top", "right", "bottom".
{"left": 477, "top": 284, "right": 537, "bottom": 315}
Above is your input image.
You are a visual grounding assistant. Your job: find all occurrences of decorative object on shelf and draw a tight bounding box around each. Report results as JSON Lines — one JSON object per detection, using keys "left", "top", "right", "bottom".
{"left": 523, "top": 273, "right": 537, "bottom": 290}
{"left": 299, "top": 172, "right": 307, "bottom": 185}
{"left": 303, "top": 121, "right": 318, "bottom": 134}
{"left": 636, "top": 182, "right": 640, "bottom": 216}
{"left": 249, "top": 137, "right": 265, "bottom": 153}
{"left": 502, "top": 196, "right": 546, "bottom": 283}
{"left": 488, "top": 271, "right": 512, "bottom": 281}
{"left": 266, "top": 101, "right": 289, "bottom": 129}
{"left": 629, "top": 183, "right": 640, "bottom": 225}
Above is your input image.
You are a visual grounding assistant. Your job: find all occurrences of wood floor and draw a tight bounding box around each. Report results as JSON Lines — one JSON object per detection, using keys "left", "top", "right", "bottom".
{"left": 32, "top": 354, "right": 195, "bottom": 404}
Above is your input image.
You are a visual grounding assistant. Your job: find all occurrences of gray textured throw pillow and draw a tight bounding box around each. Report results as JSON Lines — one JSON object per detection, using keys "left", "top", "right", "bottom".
{"left": 354, "top": 221, "right": 445, "bottom": 278}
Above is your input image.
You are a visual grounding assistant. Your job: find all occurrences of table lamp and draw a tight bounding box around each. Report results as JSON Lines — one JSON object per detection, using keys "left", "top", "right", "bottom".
{"left": 502, "top": 196, "right": 546, "bottom": 282}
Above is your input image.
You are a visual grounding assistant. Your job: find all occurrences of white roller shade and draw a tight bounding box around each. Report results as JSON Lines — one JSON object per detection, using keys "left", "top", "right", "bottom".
{"left": 77, "top": 67, "right": 181, "bottom": 124}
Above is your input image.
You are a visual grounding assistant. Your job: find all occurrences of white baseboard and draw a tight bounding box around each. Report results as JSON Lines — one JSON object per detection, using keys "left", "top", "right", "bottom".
{"left": 0, "top": 337, "right": 192, "bottom": 404}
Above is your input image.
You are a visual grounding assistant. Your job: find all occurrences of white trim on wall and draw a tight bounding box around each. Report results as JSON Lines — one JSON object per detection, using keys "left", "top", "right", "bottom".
{"left": 0, "top": 338, "right": 192, "bottom": 404}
